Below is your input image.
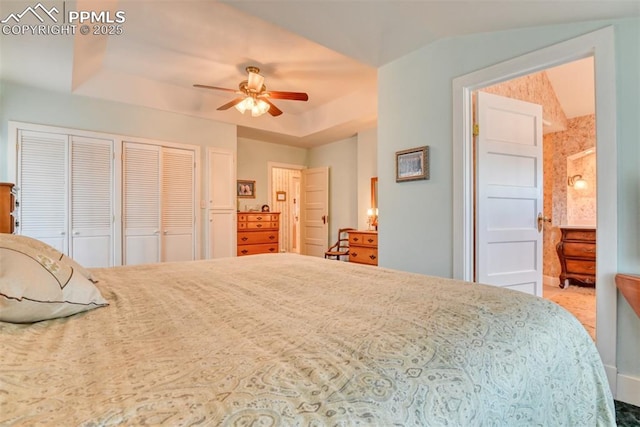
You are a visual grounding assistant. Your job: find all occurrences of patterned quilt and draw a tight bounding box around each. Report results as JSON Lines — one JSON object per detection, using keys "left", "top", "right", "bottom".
{"left": 0, "top": 253, "right": 615, "bottom": 426}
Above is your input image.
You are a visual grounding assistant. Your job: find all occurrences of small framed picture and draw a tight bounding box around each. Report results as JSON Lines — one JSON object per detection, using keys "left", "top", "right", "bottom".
{"left": 396, "top": 146, "right": 429, "bottom": 182}
{"left": 276, "top": 191, "right": 286, "bottom": 201}
{"left": 237, "top": 180, "right": 255, "bottom": 198}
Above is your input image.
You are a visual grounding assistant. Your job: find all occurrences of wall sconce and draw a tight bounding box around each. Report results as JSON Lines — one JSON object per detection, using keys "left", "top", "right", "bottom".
{"left": 568, "top": 174, "right": 587, "bottom": 189}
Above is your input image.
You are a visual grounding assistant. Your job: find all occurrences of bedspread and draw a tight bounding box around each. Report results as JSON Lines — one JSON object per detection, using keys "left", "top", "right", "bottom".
{"left": 0, "top": 253, "right": 615, "bottom": 426}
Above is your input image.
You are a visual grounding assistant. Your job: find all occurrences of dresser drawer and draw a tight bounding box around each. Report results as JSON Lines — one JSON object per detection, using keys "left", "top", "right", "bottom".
{"left": 349, "top": 233, "right": 378, "bottom": 247}
{"left": 349, "top": 247, "right": 378, "bottom": 265}
{"left": 565, "top": 259, "right": 597, "bottom": 275}
{"left": 246, "top": 214, "right": 278, "bottom": 222}
{"left": 237, "top": 243, "right": 279, "bottom": 256}
{"left": 246, "top": 221, "right": 278, "bottom": 230}
{"left": 238, "top": 231, "right": 278, "bottom": 245}
{"left": 563, "top": 229, "right": 596, "bottom": 242}
{"left": 562, "top": 242, "right": 596, "bottom": 259}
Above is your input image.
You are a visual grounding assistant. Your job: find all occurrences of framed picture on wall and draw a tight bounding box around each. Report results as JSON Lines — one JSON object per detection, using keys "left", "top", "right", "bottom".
{"left": 276, "top": 191, "right": 286, "bottom": 201}
{"left": 237, "top": 180, "right": 255, "bottom": 198}
{"left": 396, "top": 146, "right": 429, "bottom": 182}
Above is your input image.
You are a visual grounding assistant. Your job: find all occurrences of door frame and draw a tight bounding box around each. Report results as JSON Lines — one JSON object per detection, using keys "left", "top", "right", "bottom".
{"left": 453, "top": 27, "right": 618, "bottom": 392}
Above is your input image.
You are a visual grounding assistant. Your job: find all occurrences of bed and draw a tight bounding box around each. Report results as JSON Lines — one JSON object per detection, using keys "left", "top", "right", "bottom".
{"left": 0, "top": 251, "right": 615, "bottom": 426}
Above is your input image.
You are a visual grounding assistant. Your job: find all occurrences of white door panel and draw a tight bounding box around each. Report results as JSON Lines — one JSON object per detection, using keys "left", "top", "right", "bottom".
{"left": 476, "top": 91, "right": 543, "bottom": 296}
{"left": 17, "top": 131, "right": 69, "bottom": 253}
{"left": 301, "top": 167, "right": 329, "bottom": 257}
{"left": 72, "top": 235, "right": 111, "bottom": 268}
{"left": 161, "top": 147, "right": 195, "bottom": 262}
{"left": 208, "top": 211, "right": 235, "bottom": 258}
{"left": 123, "top": 142, "right": 161, "bottom": 265}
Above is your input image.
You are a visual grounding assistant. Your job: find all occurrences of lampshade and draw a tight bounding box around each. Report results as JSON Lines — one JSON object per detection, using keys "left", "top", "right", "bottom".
{"left": 568, "top": 174, "right": 587, "bottom": 189}
{"left": 234, "top": 97, "right": 270, "bottom": 117}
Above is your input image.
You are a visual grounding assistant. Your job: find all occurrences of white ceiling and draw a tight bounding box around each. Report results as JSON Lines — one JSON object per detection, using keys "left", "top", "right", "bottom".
{"left": 1, "top": 0, "right": 638, "bottom": 147}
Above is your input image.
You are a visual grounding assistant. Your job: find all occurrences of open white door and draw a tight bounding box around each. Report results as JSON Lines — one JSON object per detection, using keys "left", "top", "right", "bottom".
{"left": 476, "top": 91, "right": 544, "bottom": 296}
{"left": 300, "top": 167, "right": 329, "bottom": 257}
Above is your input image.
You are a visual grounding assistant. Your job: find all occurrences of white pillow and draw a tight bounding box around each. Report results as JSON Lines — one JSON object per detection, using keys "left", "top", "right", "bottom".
{"left": 0, "top": 234, "right": 108, "bottom": 323}
{"left": 0, "top": 234, "right": 97, "bottom": 282}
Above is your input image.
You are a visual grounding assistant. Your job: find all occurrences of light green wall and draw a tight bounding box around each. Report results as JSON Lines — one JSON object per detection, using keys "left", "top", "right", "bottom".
{"left": 237, "top": 137, "right": 308, "bottom": 209}
{"left": 309, "top": 136, "right": 358, "bottom": 246}
{"left": 0, "top": 82, "right": 237, "bottom": 182}
{"left": 379, "top": 18, "right": 639, "bottom": 389}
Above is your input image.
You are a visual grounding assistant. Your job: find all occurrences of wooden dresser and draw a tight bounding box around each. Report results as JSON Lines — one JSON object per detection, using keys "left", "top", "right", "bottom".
{"left": 237, "top": 212, "right": 280, "bottom": 256}
{"left": 0, "top": 183, "right": 15, "bottom": 234}
{"left": 348, "top": 230, "right": 378, "bottom": 266}
{"left": 556, "top": 226, "right": 596, "bottom": 287}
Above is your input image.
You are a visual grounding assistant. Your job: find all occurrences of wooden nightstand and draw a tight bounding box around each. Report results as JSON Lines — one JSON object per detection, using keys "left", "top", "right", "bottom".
{"left": 237, "top": 212, "right": 280, "bottom": 256}
{"left": 348, "top": 230, "right": 378, "bottom": 266}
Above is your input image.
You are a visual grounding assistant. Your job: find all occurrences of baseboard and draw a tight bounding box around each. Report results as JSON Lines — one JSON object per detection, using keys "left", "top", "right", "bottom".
{"left": 543, "top": 275, "right": 557, "bottom": 287}
{"left": 617, "top": 373, "right": 640, "bottom": 407}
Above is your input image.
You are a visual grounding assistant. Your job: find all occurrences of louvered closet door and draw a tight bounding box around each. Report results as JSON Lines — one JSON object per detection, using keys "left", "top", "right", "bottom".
{"left": 70, "top": 136, "right": 113, "bottom": 267}
{"left": 17, "top": 130, "right": 69, "bottom": 253}
{"left": 161, "top": 147, "right": 195, "bottom": 262}
{"left": 123, "top": 142, "right": 160, "bottom": 265}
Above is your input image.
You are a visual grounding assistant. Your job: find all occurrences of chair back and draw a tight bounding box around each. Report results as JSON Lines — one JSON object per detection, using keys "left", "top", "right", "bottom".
{"left": 324, "top": 227, "right": 356, "bottom": 260}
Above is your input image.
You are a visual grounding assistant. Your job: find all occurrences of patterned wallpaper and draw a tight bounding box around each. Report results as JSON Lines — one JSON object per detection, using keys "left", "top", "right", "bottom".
{"left": 271, "top": 167, "right": 301, "bottom": 253}
{"left": 483, "top": 74, "right": 596, "bottom": 282}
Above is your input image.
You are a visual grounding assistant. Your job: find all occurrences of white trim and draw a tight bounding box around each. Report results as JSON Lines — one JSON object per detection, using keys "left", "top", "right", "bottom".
{"left": 543, "top": 275, "right": 557, "bottom": 287}
{"left": 616, "top": 373, "right": 640, "bottom": 407}
{"left": 452, "top": 27, "right": 618, "bottom": 395}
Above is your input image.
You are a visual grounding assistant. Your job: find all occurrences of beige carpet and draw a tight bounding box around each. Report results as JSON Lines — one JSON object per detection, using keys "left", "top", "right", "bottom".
{"left": 544, "top": 283, "right": 596, "bottom": 340}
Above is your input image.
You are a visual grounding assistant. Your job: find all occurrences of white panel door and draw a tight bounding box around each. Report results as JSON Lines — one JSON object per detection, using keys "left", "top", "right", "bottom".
{"left": 476, "top": 91, "right": 543, "bottom": 296}
{"left": 209, "top": 211, "right": 235, "bottom": 258}
{"left": 70, "top": 136, "right": 114, "bottom": 267}
{"left": 207, "top": 148, "right": 235, "bottom": 258}
{"left": 208, "top": 148, "right": 235, "bottom": 210}
{"left": 161, "top": 147, "right": 195, "bottom": 262}
{"left": 301, "top": 167, "right": 329, "bottom": 257}
{"left": 123, "top": 142, "right": 160, "bottom": 265}
{"left": 16, "top": 130, "right": 68, "bottom": 252}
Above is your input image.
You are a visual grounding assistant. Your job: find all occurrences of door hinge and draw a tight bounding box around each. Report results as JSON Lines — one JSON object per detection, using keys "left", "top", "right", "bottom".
{"left": 473, "top": 123, "right": 479, "bottom": 137}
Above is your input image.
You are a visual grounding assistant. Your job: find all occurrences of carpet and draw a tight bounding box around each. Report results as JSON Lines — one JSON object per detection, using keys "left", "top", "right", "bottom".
{"left": 615, "top": 400, "right": 640, "bottom": 426}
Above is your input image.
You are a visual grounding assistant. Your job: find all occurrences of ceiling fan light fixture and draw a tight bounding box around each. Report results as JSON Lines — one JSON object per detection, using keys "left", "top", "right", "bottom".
{"left": 234, "top": 97, "right": 254, "bottom": 114}
{"left": 252, "top": 99, "right": 270, "bottom": 117}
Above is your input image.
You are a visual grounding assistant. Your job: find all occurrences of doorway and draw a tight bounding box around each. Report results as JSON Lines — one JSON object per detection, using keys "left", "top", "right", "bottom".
{"left": 269, "top": 163, "right": 303, "bottom": 253}
{"left": 474, "top": 56, "right": 598, "bottom": 339}
{"left": 452, "top": 27, "right": 618, "bottom": 389}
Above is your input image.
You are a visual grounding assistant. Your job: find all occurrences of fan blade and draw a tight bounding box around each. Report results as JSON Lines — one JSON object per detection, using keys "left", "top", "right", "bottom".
{"left": 247, "top": 71, "right": 265, "bottom": 92}
{"left": 193, "top": 84, "right": 237, "bottom": 93}
{"left": 262, "top": 99, "right": 283, "bottom": 117}
{"left": 217, "top": 97, "right": 245, "bottom": 111}
{"left": 266, "top": 91, "right": 309, "bottom": 101}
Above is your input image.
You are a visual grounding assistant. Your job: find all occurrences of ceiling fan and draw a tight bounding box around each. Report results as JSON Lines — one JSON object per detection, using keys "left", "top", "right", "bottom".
{"left": 193, "top": 66, "right": 309, "bottom": 117}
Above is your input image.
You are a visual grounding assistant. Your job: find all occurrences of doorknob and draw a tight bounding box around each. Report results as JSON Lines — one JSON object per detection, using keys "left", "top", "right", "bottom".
{"left": 321, "top": 215, "right": 327, "bottom": 224}
{"left": 537, "top": 213, "right": 551, "bottom": 232}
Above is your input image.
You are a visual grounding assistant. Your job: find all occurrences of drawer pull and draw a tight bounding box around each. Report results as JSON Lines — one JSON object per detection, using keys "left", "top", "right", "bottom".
{"left": 353, "top": 237, "right": 360, "bottom": 242}
{"left": 351, "top": 252, "right": 358, "bottom": 257}
{"left": 256, "top": 216, "right": 263, "bottom": 220}
{"left": 369, "top": 254, "right": 377, "bottom": 260}
{"left": 256, "top": 224, "right": 262, "bottom": 228}
{"left": 269, "top": 235, "right": 275, "bottom": 240}
{"left": 241, "top": 237, "right": 248, "bottom": 241}
{"left": 241, "top": 249, "right": 248, "bottom": 254}
{"left": 268, "top": 248, "right": 275, "bottom": 252}
{"left": 367, "top": 238, "right": 374, "bottom": 243}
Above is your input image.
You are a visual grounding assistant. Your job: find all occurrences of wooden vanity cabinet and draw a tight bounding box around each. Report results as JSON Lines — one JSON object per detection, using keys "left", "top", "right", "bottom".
{"left": 556, "top": 226, "right": 596, "bottom": 287}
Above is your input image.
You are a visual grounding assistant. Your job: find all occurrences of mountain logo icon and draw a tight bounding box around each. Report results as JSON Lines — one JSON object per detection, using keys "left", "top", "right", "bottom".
{"left": 1, "top": 2, "right": 60, "bottom": 24}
